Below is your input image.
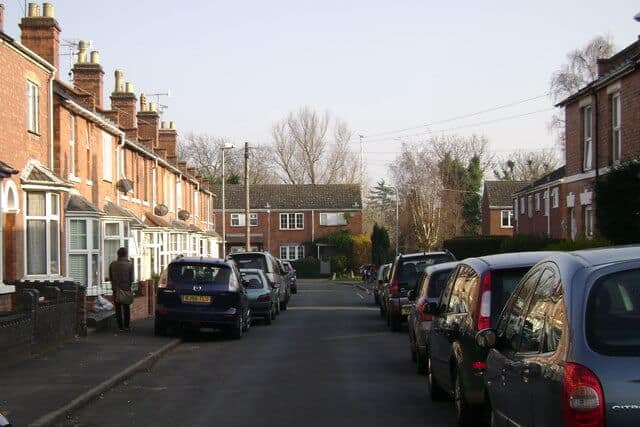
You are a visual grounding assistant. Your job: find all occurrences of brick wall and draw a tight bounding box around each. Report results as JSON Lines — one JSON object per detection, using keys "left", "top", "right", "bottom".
{"left": 514, "top": 184, "right": 568, "bottom": 239}
{"left": 0, "top": 294, "right": 11, "bottom": 311}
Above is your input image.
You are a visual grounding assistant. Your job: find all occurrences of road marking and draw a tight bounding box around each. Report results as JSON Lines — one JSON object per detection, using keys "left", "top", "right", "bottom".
{"left": 288, "top": 306, "right": 378, "bottom": 311}
{"left": 322, "top": 332, "right": 389, "bottom": 341}
{"left": 356, "top": 292, "right": 365, "bottom": 300}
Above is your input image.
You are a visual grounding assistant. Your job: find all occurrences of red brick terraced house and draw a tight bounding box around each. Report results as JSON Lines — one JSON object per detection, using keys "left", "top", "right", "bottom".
{"left": 0, "top": 2, "right": 220, "bottom": 311}
{"left": 514, "top": 35, "right": 640, "bottom": 240}
{"left": 214, "top": 184, "right": 362, "bottom": 272}
{"left": 481, "top": 180, "right": 530, "bottom": 236}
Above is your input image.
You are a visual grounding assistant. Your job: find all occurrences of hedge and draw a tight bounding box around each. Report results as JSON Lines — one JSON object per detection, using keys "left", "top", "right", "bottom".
{"left": 292, "top": 257, "right": 325, "bottom": 278}
{"left": 499, "top": 234, "right": 560, "bottom": 253}
{"left": 443, "top": 236, "right": 508, "bottom": 259}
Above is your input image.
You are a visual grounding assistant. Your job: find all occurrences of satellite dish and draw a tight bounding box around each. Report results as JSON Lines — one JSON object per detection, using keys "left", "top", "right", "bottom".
{"left": 635, "top": 12, "right": 640, "bottom": 22}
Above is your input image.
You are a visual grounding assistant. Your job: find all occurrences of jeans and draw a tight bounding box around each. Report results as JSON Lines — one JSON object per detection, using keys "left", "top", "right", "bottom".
{"left": 115, "top": 302, "right": 131, "bottom": 330}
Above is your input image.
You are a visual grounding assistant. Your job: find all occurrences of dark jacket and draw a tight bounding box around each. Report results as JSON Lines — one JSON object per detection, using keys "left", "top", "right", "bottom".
{"left": 109, "top": 257, "right": 134, "bottom": 294}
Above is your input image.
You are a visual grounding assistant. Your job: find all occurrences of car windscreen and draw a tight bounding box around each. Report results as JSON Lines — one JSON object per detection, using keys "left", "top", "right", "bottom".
{"left": 231, "top": 254, "right": 270, "bottom": 272}
{"left": 168, "top": 264, "right": 230, "bottom": 285}
{"left": 490, "top": 267, "right": 532, "bottom": 323}
{"left": 242, "top": 273, "right": 265, "bottom": 289}
{"left": 587, "top": 269, "right": 640, "bottom": 356}
{"left": 397, "top": 255, "right": 454, "bottom": 287}
{"left": 427, "top": 269, "right": 454, "bottom": 299}
{"left": 282, "top": 263, "right": 291, "bottom": 272}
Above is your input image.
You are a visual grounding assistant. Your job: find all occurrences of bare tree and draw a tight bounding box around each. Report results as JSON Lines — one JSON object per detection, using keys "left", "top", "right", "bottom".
{"left": 493, "top": 149, "right": 561, "bottom": 181}
{"left": 549, "top": 35, "right": 615, "bottom": 147}
{"left": 271, "top": 107, "right": 362, "bottom": 184}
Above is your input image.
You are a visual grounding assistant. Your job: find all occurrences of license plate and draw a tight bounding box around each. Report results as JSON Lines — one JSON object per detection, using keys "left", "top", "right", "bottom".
{"left": 401, "top": 306, "right": 411, "bottom": 315}
{"left": 182, "top": 295, "right": 211, "bottom": 304}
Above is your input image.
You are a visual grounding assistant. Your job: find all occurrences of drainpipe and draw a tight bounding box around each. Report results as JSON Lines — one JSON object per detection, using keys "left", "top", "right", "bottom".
{"left": 116, "top": 133, "right": 125, "bottom": 205}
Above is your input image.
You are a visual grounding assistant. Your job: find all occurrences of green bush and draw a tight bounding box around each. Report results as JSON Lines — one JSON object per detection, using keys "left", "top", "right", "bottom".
{"left": 499, "top": 234, "right": 559, "bottom": 253}
{"left": 292, "top": 257, "right": 324, "bottom": 278}
{"left": 443, "top": 236, "right": 508, "bottom": 259}
{"left": 330, "top": 255, "right": 349, "bottom": 274}
{"left": 595, "top": 161, "right": 640, "bottom": 244}
{"left": 544, "top": 237, "right": 612, "bottom": 251}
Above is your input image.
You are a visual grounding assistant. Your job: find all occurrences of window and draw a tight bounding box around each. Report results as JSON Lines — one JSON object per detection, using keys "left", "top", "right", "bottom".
{"left": 544, "top": 190, "right": 550, "bottom": 217}
{"left": 102, "top": 132, "right": 113, "bottom": 181}
{"left": 68, "top": 219, "right": 100, "bottom": 288}
{"left": 280, "top": 244, "right": 304, "bottom": 261}
{"left": 584, "top": 207, "right": 594, "bottom": 239}
{"left": 520, "top": 197, "right": 525, "bottom": 215}
{"left": 320, "top": 212, "right": 347, "bottom": 226}
{"left": 69, "top": 115, "right": 77, "bottom": 177}
{"left": 551, "top": 188, "right": 559, "bottom": 209}
{"left": 500, "top": 210, "right": 513, "bottom": 228}
{"left": 194, "top": 192, "right": 199, "bottom": 218}
{"left": 612, "top": 93, "right": 621, "bottom": 164}
{"left": 176, "top": 180, "right": 183, "bottom": 209}
{"left": 25, "top": 192, "right": 60, "bottom": 276}
{"left": 527, "top": 196, "right": 533, "bottom": 218}
{"left": 520, "top": 269, "right": 559, "bottom": 353}
{"left": 583, "top": 105, "right": 593, "bottom": 171}
{"left": 230, "top": 213, "right": 258, "bottom": 227}
{"left": 27, "top": 81, "right": 39, "bottom": 133}
{"left": 103, "top": 221, "right": 129, "bottom": 282}
{"left": 280, "top": 213, "right": 304, "bottom": 230}
{"left": 535, "top": 193, "right": 541, "bottom": 212}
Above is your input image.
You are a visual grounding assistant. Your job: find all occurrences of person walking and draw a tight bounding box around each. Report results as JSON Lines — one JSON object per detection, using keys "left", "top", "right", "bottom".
{"left": 109, "top": 247, "right": 134, "bottom": 332}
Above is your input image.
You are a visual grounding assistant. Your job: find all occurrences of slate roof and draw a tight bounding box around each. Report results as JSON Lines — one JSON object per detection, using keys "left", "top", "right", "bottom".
{"left": 515, "top": 166, "right": 567, "bottom": 195}
{"left": 103, "top": 202, "right": 145, "bottom": 226}
{"left": 484, "top": 181, "right": 530, "bottom": 208}
{"left": 0, "top": 161, "right": 18, "bottom": 178}
{"left": 65, "top": 195, "right": 102, "bottom": 214}
{"left": 20, "top": 160, "right": 72, "bottom": 188}
{"left": 144, "top": 212, "right": 172, "bottom": 228}
{"left": 213, "top": 184, "right": 362, "bottom": 210}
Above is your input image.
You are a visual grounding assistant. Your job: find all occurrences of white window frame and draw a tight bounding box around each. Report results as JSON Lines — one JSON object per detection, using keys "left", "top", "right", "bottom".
{"left": 319, "top": 212, "right": 347, "bottom": 226}
{"left": 231, "top": 213, "right": 258, "bottom": 227}
{"left": 535, "top": 193, "right": 541, "bottom": 212}
{"left": 527, "top": 196, "right": 533, "bottom": 218}
{"left": 583, "top": 105, "right": 593, "bottom": 171}
{"left": 280, "top": 244, "right": 304, "bottom": 261}
{"left": 551, "top": 188, "right": 560, "bottom": 209}
{"left": 584, "top": 207, "right": 594, "bottom": 239}
{"left": 27, "top": 80, "right": 39, "bottom": 133}
{"left": 520, "top": 197, "right": 525, "bottom": 215}
{"left": 102, "top": 131, "right": 113, "bottom": 182}
{"left": 67, "top": 218, "right": 100, "bottom": 290}
{"left": 543, "top": 190, "right": 550, "bottom": 217}
{"left": 500, "top": 210, "right": 513, "bottom": 228}
{"left": 102, "top": 220, "right": 129, "bottom": 283}
{"left": 612, "top": 93, "right": 621, "bottom": 164}
{"left": 24, "top": 192, "right": 60, "bottom": 277}
{"left": 280, "top": 212, "right": 304, "bottom": 230}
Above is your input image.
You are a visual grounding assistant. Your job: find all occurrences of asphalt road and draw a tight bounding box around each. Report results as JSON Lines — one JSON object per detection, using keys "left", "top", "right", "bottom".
{"left": 61, "top": 280, "right": 456, "bottom": 427}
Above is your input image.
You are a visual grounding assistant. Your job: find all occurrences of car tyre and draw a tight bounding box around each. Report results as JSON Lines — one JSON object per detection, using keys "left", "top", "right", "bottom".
{"left": 416, "top": 349, "right": 427, "bottom": 375}
{"left": 227, "top": 317, "right": 243, "bottom": 340}
{"left": 242, "top": 311, "right": 251, "bottom": 332}
{"left": 428, "top": 356, "right": 448, "bottom": 401}
{"left": 264, "top": 310, "right": 273, "bottom": 325}
{"left": 454, "top": 369, "right": 475, "bottom": 427}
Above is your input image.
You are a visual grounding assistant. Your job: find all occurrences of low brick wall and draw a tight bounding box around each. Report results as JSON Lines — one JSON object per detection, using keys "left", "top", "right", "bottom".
{"left": 85, "top": 280, "right": 157, "bottom": 323}
{"left": 0, "top": 294, "right": 11, "bottom": 312}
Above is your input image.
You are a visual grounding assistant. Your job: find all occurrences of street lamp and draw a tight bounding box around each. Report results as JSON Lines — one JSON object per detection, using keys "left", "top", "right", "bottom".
{"left": 220, "top": 143, "right": 235, "bottom": 258}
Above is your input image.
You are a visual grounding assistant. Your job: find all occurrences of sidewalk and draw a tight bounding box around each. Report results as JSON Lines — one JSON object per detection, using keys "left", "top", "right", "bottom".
{"left": 0, "top": 319, "right": 178, "bottom": 426}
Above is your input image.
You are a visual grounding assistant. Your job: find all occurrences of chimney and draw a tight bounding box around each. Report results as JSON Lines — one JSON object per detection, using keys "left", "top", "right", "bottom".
{"left": 20, "top": 2, "right": 61, "bottom": 77}
{"left": 158, "top": 120, "right": 178, "bottom": 159}
{"left": 72, "top": 41, "right": 104, "bottom": 109}
{"left": 0, "top": 3, "right": 5, "bottom": 33}
{"left": 137, "top": 95, "right": 160, "bottom": 150}
{"left": 110, "top": 70, "right": 137, "bottom": 140}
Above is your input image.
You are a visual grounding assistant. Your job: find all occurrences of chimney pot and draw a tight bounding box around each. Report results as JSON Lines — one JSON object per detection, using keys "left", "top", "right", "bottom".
{"left": 140, "top": 93, "right": 148, "bottom": 111}
{"left": 77, "top": 40, "right": 88, "bottom": 63}
{"left": 27, "top": 3, "right": 38, "bottom": 17}
{"left": 149, "top": 102, "right": 157, "bottom": 112}
{"left": 42, "top": 2, "right": 54, "bottom": 18}
{"left": 0, "top": 4, "right": 5, "bottom": 33}
{"left": 125, "top": 82, "right": 134, "bottom": 93}
{"left": 35, "top": 4, "right": 41, "bottom": 16}
{"left": 90, "top": 50, "right": 100, "bottom": 64}
{"left": 169, "top": 121, "right": 176, "bottom": 130}
{"left": 161, "top": 121, "right": 167, "bottom": 129}
{"left": 114, "top": 69, "right": 124, "bottom": 93}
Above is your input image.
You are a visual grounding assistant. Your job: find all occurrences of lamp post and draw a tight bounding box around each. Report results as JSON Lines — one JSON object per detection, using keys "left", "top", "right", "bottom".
{"left": 220, "top": 143, "right": 235, "bottom": 258}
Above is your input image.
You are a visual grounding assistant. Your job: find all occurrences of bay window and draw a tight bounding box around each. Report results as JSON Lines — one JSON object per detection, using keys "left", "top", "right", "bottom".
{"left": 25, "top": 192, "right": 60, "bottom": 276}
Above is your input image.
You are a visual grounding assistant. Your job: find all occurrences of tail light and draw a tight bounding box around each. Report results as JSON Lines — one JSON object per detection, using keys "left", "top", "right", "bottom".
{"left": 476, "top": 271, "right": 492, "bottom": 331}
{"left": 471, "top": 361, "right": 487, "bottom": 371}
{"left": 257, "top": 294, "right": 271, "bottom": 302}
{"left": 563, "top": 363, "right": 605, "bottom": 427}
{"left": 390, "top": 278, "right": 400, "bottom": 297}
{"left": 157, "top": 270, "right": 169, "bottom": 288}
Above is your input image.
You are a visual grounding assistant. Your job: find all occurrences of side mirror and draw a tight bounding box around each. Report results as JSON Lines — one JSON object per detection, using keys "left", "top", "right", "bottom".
{"left": 423, "top": 302, "right": 438, "bottom": 315}
{"left": 407, "top": 290, "right": 416, "bottom": 301}
{"left": 475, "top": 329, "right": 497, "bottom": 349}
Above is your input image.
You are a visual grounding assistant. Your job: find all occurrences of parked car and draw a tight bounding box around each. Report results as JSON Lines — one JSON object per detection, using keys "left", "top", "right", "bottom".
{"left": 374, "top": 263, "right": 391, "bottom": 306}
{"left": 0, "top": 413, "right": 11, "bottom": 427}
{"left": 240, "top": 268, "right": 279, "bottom": 325}
{"left": 229, "top": 252, "right": 290, "bottom": 311}
{"left": 385, "top": 251, "right": 456, "bottom": 331}
{"left": 407, "top": 261, "right": 459, "bottom": 374}
{"left": 281, "top": 260, "right": 297, "bottom": 294}
{"left": 476, "top": 246, "right": 640, "bottom": 427}
{"left": 155, "top": 256, "right": 251, "bottom": 339}
{"left": 426, "top": 251, "right": 554, "bottom": 426}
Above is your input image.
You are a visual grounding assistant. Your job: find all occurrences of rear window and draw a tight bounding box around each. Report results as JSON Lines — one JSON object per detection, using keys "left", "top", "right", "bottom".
{"left": 242, "top": 273, "right": 264, "bottom": 289}
{"left": 396, "top": 255, "right": 454, "bottom": 287}
{"left": 427, "top": 269, "right": 454, "bottom": 299}
{"left": 231, "top": 254, "right": 270, "bottom": 272}
{"left": 168, "top": 263, "right": 230, "bottom": 285}
{"left": 587, "top": 269, "right": 640, "bottom": 356}
{"left": 490, "top": 267, "right": 532, "bottom": 323}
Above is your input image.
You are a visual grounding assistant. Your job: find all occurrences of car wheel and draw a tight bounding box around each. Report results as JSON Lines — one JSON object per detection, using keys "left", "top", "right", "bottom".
{"left": 227, "top": 317, "right": 243, "bottom": 340}
{"left": 243, "top": 311, "right": 251, "bottom": 332}
{"left": 154, "top": 319, "right": 167, "bottom": 337}
{"left": 416, "top": 349, "right": 427, "bottom": 375}
{"left": 428, "top": 356, "right": 448, "bottom": 401}
{"left": 264, "top": 310, "right": 273, "bottom": 325}
{"left": 454, "top": 369, "right": 475, "bottom": 427}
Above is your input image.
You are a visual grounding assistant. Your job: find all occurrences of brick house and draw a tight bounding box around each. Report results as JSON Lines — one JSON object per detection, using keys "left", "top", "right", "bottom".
{"left": 0, "top": 2, "right": 220, "bottom": 310}
{"left": 213, "top": 184, "right": 362, "bottom": 266}
{"left": 514, "top": 35, "right": 640, "bottom": 240}
{"left": 481, "top": 180, "right": 529, "bottom": 236}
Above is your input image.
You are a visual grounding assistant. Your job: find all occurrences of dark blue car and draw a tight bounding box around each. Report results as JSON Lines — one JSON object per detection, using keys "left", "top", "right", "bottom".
{"left": 155, "top": 257, "right": 251, "bottom": 339}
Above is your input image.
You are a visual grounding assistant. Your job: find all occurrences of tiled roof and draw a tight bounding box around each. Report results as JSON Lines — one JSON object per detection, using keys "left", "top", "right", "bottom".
{"left": 144, "top": 212, "right": 172, "bottom": 228}
{"left": 66, "top": 195, "right": 102, "bottom": 214}
{"left": 103, "top": 202, "right": 144, "bottom": 226}
{"left": 515, "top": 166, "right": 567, "bottom": 195}
{"left": 484, "top": 181, "right": 530, "bottom": 208}
{"left": 213, "top": 184, "right": 362, "bottom": 210}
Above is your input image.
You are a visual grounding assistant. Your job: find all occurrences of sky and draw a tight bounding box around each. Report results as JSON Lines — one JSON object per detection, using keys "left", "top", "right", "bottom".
{"left": 4, "top": 1, "right": 639, "bottom": 185}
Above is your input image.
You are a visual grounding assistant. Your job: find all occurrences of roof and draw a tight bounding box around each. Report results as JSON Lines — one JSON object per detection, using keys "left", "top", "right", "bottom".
{"left": 484, "top": 181, "right": 530, "bottom": 208}
{"left": 103, "top": 202, "right": 144, "bottom": 226}
{"left": 557, "top": 40, "right": 640, "bottom": 107}
{"left": 400, "top": 251, "right": 450, "bottom": 259}
{"left": 470, "top": 251, "right": 557, "bottom": 269}
{"left": 570, "top": 245, "right": 640, "bottom": 268}
{"left": 515, "top": 166, "right": 566, "bottom": 195}
{"left": 424, "top": 261, "right": 460, "bottom": 275}
{"left": 144, "top": 212, "right": 172, "bottom": 228}
{"left": 20, "top": 160, "right": 72, "bottom": 188}
{"left": 170, "top": 256, "right": 229, "bottom": 265}
{"left": 65, "top": 194, "right": 102, "bottom": 214}
{"left": 0, "top": 161, "right": 18, "bottom": 178}
{"left": 213, "top": 184, "right": 362, "bottom": 210}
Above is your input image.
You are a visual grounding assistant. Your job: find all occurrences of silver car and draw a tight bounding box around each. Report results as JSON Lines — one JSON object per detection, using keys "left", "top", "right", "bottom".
{"left": 479, "top": 246, "right": 640, "bottom": 427}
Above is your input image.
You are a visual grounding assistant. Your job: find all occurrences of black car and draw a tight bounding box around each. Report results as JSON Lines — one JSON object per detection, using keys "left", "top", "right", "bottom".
{"left": 229, "top": 252, "right": 291, "bottom": 310}
{"left": 385, "top": 251, "right": 456, "bottom": 331}
{"left": 155, "top": 256, "right": 251, "bottom": 339}
{"left": 426, "top": 252, "right": 553, "bottom": 426}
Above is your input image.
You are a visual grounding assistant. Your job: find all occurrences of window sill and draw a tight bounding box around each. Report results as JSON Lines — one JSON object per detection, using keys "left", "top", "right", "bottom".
{"left": 68, "top": 174, "right": 82, "bottom": 183}
{"left": 132, "top": 198, "right": 141, "bottom": 204}
{"left": 86, "top": 180, "right": 93, "bottom": 186}
{"left": 103, "top": 179, "right": 113, "bottom": 183}
{"left": 121, "top": 195, "right": 129, "bottom": 200}
{"left": 0, "top": 284, "right": 16, "bottom": 295}
{"left": 499, "top": 226, "right": 514, "bottom": 229}
{"left": 142, "top": 201, "right": 150, "bottom": 207}
{"left": 27, "top": 130, "right": 41, "bottom": 137}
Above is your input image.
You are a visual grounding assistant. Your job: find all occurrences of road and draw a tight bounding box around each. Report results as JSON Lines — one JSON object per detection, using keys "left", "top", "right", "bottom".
{"left": 61, "top": 280, "right": 456, "bottom": 427}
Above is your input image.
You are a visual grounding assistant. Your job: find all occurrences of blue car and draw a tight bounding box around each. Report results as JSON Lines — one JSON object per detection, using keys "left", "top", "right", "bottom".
{"left": 155, "top": 256, "right": 251, "bottom": 339}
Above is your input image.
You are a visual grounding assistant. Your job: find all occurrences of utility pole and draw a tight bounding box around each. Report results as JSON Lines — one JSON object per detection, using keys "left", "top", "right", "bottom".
{"left": 244, "top": 142, "right": 251, "bottom": 252}
{"left": 220, "top": 143, "right": 235, "bottom": 258}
